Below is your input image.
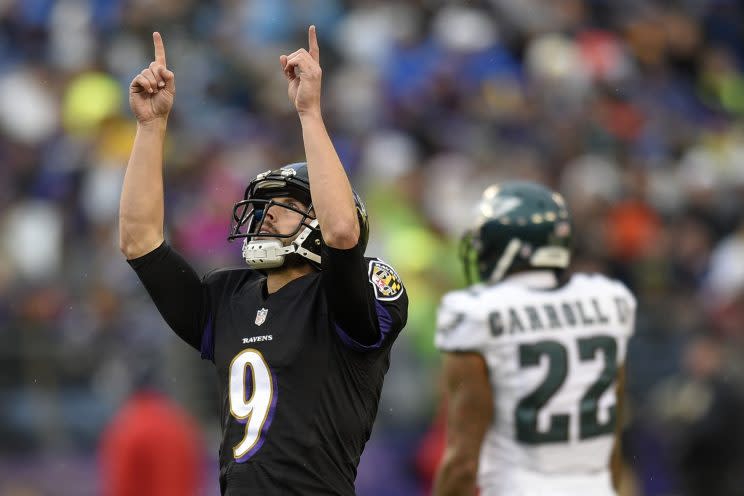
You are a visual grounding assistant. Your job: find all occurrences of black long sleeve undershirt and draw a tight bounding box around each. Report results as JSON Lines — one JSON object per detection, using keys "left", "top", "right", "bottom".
{"left": 127, "top": 242, "right": 208, "bottom": 351}
{"left": 321, "top": 242, "right": 382, "bottom": 346}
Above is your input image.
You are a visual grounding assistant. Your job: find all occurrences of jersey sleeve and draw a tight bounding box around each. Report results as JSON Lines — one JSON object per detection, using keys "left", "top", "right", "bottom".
{"left": 435, "top": 291, "right": 491, "bottom": 352}
{"left": 320, "top": 242, "right": 408, "bottom": 352}
{"left": 127, "top": 242, "right": 213, "bottom": 359}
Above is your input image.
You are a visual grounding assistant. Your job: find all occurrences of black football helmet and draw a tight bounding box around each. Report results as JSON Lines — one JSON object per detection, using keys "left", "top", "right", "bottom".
{"left": 229, "top": 162, "right": 369, "bottom": 269}
{"left": 460, "top": 181, "right": 572, "bottom": 284}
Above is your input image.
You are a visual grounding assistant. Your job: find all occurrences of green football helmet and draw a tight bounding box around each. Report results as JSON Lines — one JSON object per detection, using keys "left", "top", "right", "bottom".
{"left": 460, "top": 181, "right": 572, "bottom": 284}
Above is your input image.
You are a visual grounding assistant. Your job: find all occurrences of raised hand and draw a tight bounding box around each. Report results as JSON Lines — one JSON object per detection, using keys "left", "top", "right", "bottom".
{"left": 280, "top": 25, "right": 322, "bottom": 117}
{"left": 129, "top": 32, "right": 176, "bottom": 123}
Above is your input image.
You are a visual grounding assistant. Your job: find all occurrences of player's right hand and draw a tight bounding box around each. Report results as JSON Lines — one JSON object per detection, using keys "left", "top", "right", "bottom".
{"left": 129, "top": 32, "right": 175, "bottom": 124}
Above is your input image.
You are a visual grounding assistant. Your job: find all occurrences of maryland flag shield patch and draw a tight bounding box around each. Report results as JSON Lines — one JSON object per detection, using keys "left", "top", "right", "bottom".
{"left": 368, "top": 259, "right": 404, "bottom": 301}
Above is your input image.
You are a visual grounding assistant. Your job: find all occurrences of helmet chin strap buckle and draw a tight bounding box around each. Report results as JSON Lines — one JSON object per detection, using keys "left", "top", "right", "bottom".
{"left": 242, "top": 239, "right": 293, "bottom": 269}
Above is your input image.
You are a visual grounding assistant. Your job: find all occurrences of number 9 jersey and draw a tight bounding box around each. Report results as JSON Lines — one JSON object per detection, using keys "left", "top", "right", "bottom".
{"left": 435, "top": 271, "right": 636, "bottom": 495}
{"left": 129, "top": 240, "right": 408, "bottom": 495}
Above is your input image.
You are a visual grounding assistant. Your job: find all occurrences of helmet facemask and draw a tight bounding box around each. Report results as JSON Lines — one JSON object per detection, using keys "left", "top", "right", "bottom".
{"left": 230, "top": 178, "right": 321, "bottom": 269}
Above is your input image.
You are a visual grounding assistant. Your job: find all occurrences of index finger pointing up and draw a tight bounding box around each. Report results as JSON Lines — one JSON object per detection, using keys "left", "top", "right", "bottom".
{"left": 153, "top": 32, "right": 167, "bottom": 66}
{"left": 308, "top": 25, "right": 319, "bottom": 62}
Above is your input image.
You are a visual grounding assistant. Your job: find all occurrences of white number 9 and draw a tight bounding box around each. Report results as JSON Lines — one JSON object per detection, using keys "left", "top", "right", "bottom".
{"left": 229, "top": 349, "right": 275, "bottom": 461}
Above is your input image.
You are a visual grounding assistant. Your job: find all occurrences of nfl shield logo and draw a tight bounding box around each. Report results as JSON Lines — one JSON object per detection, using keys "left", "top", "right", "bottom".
{"left": 255, "top": 308, "right": 268, "bottom": 326}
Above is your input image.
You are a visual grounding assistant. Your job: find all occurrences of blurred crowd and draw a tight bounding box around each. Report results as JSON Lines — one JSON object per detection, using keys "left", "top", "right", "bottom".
{"left": 3, "top": 0, "right": 744, "bottom": 495}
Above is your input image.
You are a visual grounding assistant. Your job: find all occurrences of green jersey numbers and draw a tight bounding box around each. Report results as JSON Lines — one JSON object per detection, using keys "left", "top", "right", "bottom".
{"left": 515, "top": 336, "right": 618, "bottom": 444}
{"left": 515, "top": 341, "right": 570, "bottom": 443}
{"left": 229, "top": 349, "right": 277, "bottom": 461}
{"left": 577, "top": 336, "right": 618, "bottom": 439}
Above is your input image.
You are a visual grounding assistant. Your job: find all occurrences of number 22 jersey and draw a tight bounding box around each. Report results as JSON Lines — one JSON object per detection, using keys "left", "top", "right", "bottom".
{"left": 435, "top": 271, "right": 635, "bottom": 496}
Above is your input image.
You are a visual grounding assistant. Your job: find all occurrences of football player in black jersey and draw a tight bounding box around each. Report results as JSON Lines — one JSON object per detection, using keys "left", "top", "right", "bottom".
{"left": 119, "top": 27, "right": 408, "bottom": 495}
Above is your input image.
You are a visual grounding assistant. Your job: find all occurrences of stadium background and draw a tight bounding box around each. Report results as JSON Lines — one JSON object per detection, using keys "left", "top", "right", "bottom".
{"left": 2, "top": 0, "right": 744, "bottom": 494}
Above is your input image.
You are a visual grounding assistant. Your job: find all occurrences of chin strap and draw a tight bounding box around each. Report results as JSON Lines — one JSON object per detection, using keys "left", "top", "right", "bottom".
{"left": 291, "top": 219, "right": 321, "bottom": 265}
{"left": 242, "top": 239, "right": 295, "bottom": 269}
{"left": 242, "top": 219, "right": 322, "bottom": 268}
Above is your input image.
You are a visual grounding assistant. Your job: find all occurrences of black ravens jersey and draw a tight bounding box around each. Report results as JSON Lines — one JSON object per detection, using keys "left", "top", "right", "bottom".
{"left": 128, "top": 241, "right": 408, "bottom": 495}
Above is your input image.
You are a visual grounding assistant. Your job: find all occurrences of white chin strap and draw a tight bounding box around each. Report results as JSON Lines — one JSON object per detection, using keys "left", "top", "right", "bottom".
{"left": 242, "top": 219, "right": 322, "bottom": 269}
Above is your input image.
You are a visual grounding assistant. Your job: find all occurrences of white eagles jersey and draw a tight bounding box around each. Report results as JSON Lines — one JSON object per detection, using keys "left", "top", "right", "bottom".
{"left": 435, "top": 271, "right": 636, "bottom": 496}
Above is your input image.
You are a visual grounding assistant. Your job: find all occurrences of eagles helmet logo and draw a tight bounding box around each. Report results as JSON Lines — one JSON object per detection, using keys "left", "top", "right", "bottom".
{"left": 368, "top": 260, "right": 403, "bottom": 301}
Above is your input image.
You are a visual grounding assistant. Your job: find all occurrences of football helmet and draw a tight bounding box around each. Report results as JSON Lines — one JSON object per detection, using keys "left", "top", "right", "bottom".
{"left": 229, "top": 162, "right": 369, "bottom": 269}
{"left": 460, "top": 181, "right": 572, "bottom": 284}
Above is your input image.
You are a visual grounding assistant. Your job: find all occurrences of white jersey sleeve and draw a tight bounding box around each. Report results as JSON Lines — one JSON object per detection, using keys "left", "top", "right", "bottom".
{"left": 435, "top": 288, "right": 491, "bottom": 352}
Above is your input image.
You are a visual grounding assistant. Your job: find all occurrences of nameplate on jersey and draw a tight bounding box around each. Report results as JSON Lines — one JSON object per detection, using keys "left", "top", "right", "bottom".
{"left": 368, "top": 260, "right": 403, "bottom": 301}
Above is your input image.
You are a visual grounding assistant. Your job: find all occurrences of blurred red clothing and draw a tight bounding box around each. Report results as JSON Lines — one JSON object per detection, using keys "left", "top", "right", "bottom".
{"left": 416, "top": 400, "right": 480, "bottom": 496}
{"left": 100, "top": 391, "right": 204, "bottom": 496}
{"left": 606, "top": 200, "right": 661, "bottom": 261}
{"left": 415, "top": 402, "right": 447, "bottom": 496}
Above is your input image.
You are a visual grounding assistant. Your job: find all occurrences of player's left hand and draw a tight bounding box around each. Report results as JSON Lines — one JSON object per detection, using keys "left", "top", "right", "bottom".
{"left": 280, "top": 25, "right": 322, "bottom": 117}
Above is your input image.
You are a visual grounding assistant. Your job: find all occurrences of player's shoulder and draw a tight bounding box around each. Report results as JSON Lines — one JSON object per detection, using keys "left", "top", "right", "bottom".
{"left": 439, "top": 285, "right": 486, "bottom": 311}
{"left": 363, "top": 256, "right": 406, "bottom": 302}
{"left": 435, "top": 285, "right": 492, "bottom": 352}
{"left": 441, "top": 279, "right": 536, "bottom": 312}
{"left": 569, "top": 272, "right": 636, "bottom": 305}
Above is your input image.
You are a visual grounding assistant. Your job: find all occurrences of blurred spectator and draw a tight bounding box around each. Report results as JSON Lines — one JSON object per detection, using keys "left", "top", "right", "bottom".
{"left": 647, "top": 336, "right": 744, "bottom": 496}
{"left": 99, "top": 361, "right": 204, "bottom": 496}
